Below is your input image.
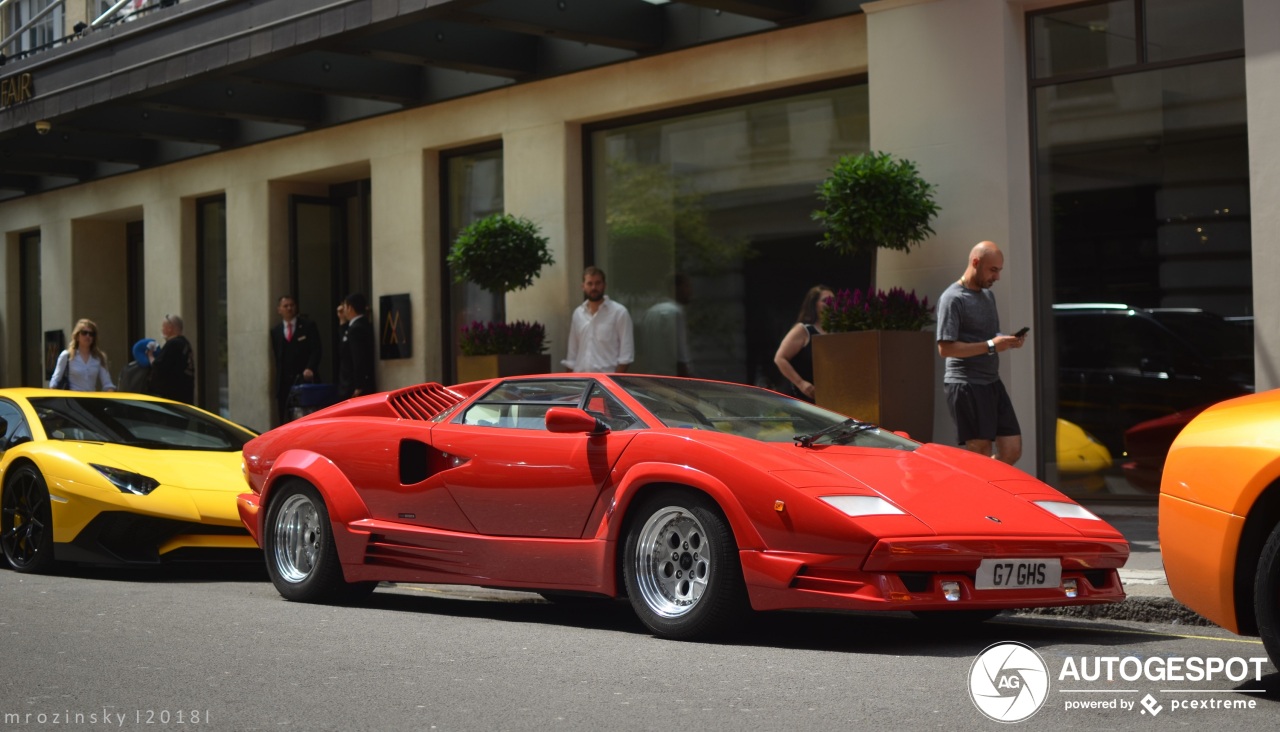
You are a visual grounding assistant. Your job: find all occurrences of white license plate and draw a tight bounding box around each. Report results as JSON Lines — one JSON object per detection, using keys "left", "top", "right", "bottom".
{"left": 975, "top": 558, "right": 1062, "bottom": 590}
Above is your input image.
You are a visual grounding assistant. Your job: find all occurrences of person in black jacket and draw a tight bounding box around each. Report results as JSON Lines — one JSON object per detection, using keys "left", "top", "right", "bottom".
{"left": 337, "top": 293, "right": 376, "bottom": 400}
{"left": 270, "top": 294, "right": 323, "bottom": 425}
{"left": 148, "top": 314, "right": 194, "bottom": 404}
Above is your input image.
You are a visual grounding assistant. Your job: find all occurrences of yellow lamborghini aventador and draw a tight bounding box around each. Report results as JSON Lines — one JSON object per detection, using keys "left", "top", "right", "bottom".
{"left": 0, "top": 389, "right": 259, "bottom": 572}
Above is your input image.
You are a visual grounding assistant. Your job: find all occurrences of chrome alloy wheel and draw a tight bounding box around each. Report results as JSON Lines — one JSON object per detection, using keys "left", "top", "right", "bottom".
{"left": 634, "top": 506, "right": 712, "bottom": 618}
{"left": 272, "top": 492, "right": 324, "bottom": 583}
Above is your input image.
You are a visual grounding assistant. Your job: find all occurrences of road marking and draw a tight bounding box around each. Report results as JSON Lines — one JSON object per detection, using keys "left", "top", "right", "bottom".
{"left": 995, "top": 619, "right": 1267, "bottom": 645}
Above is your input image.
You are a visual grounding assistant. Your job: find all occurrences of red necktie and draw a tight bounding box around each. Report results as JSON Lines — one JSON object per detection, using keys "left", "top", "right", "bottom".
{"left": 286, "top": 322, "right": 293, "bottom": 341}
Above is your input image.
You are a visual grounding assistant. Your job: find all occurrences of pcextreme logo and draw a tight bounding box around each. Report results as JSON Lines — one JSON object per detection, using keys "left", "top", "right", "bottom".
{"left": 968, "top": 642, "right": 1051, "bottom": 723}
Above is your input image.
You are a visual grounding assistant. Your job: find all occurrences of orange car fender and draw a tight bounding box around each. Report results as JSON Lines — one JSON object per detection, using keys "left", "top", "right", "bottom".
{"left": 260, "top": 449, "right": 372, "bottom": 534}
{"left": 602, "top": 462, "right": 766, "bottom": 550}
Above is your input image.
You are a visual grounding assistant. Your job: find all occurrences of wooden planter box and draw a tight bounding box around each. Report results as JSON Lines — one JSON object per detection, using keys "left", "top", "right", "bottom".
{"left": 456, "top": 353, "right": 551, "bottom": 383}
{"left": 811, "top": 329, "right": 935, "bottom": 443}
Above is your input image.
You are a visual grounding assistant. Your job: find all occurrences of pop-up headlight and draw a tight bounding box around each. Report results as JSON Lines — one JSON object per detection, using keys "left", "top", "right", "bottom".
{"left": 91, "top": 464, "right": 161, "bottom": 495}
{"left": 1034, "top": 501, "right": 1100, "bottom": 520}
{"left": 820, "top": 495, "right": 905, "bottom": 517}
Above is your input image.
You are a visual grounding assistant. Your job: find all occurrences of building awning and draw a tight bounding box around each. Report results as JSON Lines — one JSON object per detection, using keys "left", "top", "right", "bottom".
{"left": 0, "top": 0, "right": 862, "bottom": 201}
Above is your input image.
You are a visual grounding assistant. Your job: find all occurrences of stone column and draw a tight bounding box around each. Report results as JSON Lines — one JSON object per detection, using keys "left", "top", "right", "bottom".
{"left": 1245, "top": 0, "right": 1280, "bottom": 391}
{"left": 865, "top": 0, "right": 1037, "bottom": 467}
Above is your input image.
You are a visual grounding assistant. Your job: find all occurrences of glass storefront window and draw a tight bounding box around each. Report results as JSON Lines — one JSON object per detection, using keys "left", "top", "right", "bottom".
{"left": 5, "top": 0, "right": 63, "bottom": 55}
{"left": 1145, "top": 0, "right": 1244, "bottom": 63}
{"left": 443, "top": 146, "right": 504, "bottom": 380}
{"left": 1033, "top": 25, "right": 1250, "bottom": 500}
{"left": 1031, "top": 1, "right": 1136, "bottom": 79}
{"left": 589, "top": 84, "right": 869, "bottom": 387}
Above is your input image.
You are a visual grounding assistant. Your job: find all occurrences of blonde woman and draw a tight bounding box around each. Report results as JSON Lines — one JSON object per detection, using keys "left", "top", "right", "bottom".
{"left": 49, "top": 319, "right": 116, "bottom": 391}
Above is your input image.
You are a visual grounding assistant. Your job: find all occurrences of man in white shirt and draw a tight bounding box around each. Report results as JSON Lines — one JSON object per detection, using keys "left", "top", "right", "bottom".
{"left": 562, "top": 266, "right": 634, "bottom": 373}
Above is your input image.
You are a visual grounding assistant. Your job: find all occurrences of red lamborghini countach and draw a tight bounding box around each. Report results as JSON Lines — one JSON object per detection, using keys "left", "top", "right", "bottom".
{"left": 238, "top": 375, "right": 1128, "bottom": 640}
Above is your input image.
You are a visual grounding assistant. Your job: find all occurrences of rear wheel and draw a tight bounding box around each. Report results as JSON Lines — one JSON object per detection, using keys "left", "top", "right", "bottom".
{"left": 1254, "top": 522, "right": 1280, "bottom": 665}
{"left": 1, "top": 464, "right": 56, "bottom": 574}
{"left": 622, "top": 489, "right": 748, "bottom": 640}
{"left": 263, "top": 481, "right": 374, "bottom": 604}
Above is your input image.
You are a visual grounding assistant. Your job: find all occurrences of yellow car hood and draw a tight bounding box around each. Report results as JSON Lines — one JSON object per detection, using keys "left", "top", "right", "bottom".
{"left": 47, "top": 442, "right": 244, "bottom": 493}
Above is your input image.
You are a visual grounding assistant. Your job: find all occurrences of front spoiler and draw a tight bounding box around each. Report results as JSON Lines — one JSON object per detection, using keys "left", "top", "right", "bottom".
{"left": 740, "top": 545, "right": 1127, "bottom": 613}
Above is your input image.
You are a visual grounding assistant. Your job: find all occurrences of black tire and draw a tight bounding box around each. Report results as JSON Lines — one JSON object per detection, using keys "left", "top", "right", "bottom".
{"left": 262, "top": 481, "right": 375, "bottom": 604}
{"left": 911, "top": 609, "right": 1002, "bottom": 624}
{"left": 1254, "top": 521, "right": 1280, "bottom": 666}
{"left": 622, "top": 489, "right": 748, "bottom": 640}
{"left": 1, "top": 464, "right": 57, "bottom": 574}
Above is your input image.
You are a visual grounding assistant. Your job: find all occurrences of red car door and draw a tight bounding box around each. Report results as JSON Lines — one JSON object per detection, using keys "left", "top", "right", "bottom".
{"left": 418, "top": 379, "right": 645, "bottom": 538}
{"left": 428, "top": 420, "right": 636, "bottom": 537}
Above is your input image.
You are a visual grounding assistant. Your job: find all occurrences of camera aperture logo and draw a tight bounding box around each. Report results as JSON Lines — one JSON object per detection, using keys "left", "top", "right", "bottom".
{"left": 969, "top": 641, "right": 1050, "bottom": 723}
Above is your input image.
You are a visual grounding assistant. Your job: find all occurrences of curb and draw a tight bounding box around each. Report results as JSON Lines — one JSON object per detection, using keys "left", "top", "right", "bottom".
{"left": 1018, "top": 597, "right": 1216, "bottom": 627}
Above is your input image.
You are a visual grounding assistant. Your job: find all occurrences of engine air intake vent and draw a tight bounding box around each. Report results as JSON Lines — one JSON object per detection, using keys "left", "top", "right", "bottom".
{"left": 389, "top": 383, "right": 464, "bottom": 421}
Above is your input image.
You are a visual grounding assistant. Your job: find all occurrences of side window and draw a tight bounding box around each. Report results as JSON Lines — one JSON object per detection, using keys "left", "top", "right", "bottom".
{"left": 0, "top": 400, "right": 32, "bottom": 448}
{"left": 584, "top": 384, "right": 642, "bottom": 431}
{"left": 457, "top": 379, "right": 591, "bottom": 431}
{"left": 459, "top": 402, "right": 555, "bottom": 430}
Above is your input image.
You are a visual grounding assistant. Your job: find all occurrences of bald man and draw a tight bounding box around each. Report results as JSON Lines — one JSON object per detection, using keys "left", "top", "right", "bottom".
{"left": 936, "top": 241, "right": 1027, "bottom": 464}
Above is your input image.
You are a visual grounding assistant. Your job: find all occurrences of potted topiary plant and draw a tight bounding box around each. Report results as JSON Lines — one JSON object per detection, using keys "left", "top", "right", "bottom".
{"left": 812, "top": 151, "right": 940, "bottom": 275}
{"left": 809, "top": 152, "right": 941, "bottom": 440}
{"left": 448, "top": 213, "right": 555, "bottom": 381}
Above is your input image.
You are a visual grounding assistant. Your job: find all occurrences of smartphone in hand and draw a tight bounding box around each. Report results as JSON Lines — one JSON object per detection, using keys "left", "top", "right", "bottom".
{"left": 1014, "top": 326, "right": 1030, "bottom": 338}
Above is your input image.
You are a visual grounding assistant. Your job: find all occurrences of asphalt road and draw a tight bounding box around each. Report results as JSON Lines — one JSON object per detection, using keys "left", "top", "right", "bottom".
{"left": 2, "top": 565, "right": 1278, "bottom": 731}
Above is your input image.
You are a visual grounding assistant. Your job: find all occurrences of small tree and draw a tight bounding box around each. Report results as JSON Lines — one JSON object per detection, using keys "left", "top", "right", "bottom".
{"left": 812, "top": 151, "right": 940, "bottom": 264}
{"left": 448, "top": 214, "right": 555, "bottom": 355}
{"left": 448, "top": 214, "right": 554, "bottom": 295}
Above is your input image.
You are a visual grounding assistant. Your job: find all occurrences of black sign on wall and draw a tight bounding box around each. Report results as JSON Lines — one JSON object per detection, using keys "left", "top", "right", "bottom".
{"left": 379, "top": 294, "right": 410, "bottom": 359}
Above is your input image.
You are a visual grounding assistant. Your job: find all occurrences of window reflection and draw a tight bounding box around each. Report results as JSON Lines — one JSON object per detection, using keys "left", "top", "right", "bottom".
{"left": 590, "top": 84, "right": 869, "bottom": 388}
{"left": 1033, "top": 25, "right": 1250, "bottom": 498}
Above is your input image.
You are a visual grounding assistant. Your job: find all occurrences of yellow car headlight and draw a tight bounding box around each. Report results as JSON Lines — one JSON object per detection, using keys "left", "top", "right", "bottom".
{"left": 91, "top": 464, "right": 161, "bottom": 496}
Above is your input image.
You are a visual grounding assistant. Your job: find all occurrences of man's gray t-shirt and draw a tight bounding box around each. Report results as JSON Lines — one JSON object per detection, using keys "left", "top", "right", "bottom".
{"left": 936, "top": 281, "right": 1001, "bottom": 385}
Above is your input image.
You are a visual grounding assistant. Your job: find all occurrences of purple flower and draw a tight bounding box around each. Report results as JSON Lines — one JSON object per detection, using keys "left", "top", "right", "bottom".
{"left": 820, "top": 286, "right": 934, "bottom": 332}
{"left": 460, "top": 320, "right": 548, "bottom": 356}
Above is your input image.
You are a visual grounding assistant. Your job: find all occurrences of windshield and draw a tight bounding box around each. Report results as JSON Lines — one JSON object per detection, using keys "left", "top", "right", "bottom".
{"left": 31, "top": 397, "right": 256, "bottom": 451}
{"left": 612, "top": 376, "right": 918, "bottom": 449}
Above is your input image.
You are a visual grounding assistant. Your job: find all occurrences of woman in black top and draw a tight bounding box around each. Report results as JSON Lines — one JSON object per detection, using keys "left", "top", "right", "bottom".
{"left": 773, "top": 285, "right": 833, "bottom": 402}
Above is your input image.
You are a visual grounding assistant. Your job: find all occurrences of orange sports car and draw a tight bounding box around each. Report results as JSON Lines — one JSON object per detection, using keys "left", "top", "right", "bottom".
{"left": 1159, "top": 389, "right": 1280, "bottom": 664}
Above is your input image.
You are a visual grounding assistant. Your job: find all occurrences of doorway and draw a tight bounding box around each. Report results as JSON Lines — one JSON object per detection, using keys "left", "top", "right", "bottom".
{"left": 289, "top": 181, "right": 371, "bottom": 383}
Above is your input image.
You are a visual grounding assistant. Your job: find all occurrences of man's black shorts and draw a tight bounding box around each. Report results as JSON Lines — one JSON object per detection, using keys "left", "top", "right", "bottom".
{"left": 944, "top": 381, "right": 1021, "bottom": 444}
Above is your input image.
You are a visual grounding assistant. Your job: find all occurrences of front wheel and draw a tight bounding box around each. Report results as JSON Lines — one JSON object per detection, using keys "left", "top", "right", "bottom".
{"left": 1, "top": 464, "right": 57, "bottom": 574}
{"left": 622, "top": 490, "right": 747, "bottom": 640}
{"left": 263, "top": 481, "right": 374, "bottom": 604}
{"left": 1254, "top": 522, "right": 1280, "bottom": 666}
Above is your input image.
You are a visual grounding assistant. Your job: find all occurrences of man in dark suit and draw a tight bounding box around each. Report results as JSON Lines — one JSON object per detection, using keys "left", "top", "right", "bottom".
{"left": 337, "top": 292, "right": 376, "bottom": 400}
{"left": 271, "top": 294, "right": 323, "bottom": 424}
